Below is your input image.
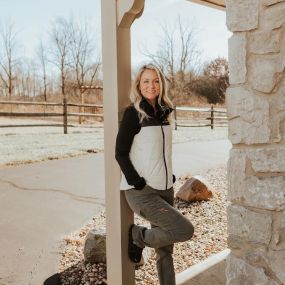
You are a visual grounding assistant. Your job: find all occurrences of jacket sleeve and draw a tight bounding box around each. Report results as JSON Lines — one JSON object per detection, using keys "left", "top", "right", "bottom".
{"left": 115, "top": 106, "right": 145, "bottom": 189}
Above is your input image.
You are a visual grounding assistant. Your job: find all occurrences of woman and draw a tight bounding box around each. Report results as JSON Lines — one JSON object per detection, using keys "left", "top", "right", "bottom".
{"left": 115, "top": 64, "right": 194, "bottom": 285}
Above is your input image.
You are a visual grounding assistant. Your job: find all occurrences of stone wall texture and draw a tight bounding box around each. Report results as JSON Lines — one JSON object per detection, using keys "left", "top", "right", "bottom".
{"left": 226, "top": 0, "right": 285, "bottom": 284}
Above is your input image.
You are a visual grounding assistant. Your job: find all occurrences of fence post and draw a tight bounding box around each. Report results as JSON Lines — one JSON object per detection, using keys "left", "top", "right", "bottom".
{"left": 210, "top": 105, "right": 214, "bottom": 130}
{"left": 174, "top": 105, "right": 177, "bottom": 130}
{"left": 63, "top": 98, "right": 68, "bottom": 134}
{"left": 79, "top": 88, "right": 85, "bottom": 124}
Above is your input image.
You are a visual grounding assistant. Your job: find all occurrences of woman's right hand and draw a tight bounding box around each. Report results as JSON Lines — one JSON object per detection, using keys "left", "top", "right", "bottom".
{"left": 134, "top": 177, "right": 146, "bottom": 190}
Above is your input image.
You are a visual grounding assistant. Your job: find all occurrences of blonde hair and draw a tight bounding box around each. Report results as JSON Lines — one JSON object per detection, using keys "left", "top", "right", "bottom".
{"left": 130, "top": 64, "right": 173, "bottom": 122}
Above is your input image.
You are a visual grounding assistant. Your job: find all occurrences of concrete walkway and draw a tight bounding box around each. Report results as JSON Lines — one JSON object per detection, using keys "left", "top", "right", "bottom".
{"left": 0, "top": 139, "right": 231, "bottom": 285}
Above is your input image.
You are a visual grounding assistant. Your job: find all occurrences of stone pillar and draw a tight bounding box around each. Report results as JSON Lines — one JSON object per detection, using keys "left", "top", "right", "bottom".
{"left": 226, "top": 0, "right": 285, "bottom": 284}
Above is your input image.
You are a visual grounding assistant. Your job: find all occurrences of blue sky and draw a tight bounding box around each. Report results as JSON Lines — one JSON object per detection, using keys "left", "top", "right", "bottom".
{"left": 0, "top": 0, "right": 230, "bottom": 68}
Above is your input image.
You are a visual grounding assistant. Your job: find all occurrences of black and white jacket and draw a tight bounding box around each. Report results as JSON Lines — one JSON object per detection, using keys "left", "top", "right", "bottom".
{"left": 115, "top": 98, "right": 175, "bottom": 191}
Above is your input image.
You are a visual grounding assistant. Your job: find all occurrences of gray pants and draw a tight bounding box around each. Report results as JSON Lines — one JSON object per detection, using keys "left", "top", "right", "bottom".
{"left": 125, "top": 185, "right": 194, "bottom": 285}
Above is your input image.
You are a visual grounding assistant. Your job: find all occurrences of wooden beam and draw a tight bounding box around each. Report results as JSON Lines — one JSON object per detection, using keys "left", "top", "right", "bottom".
{"left": 187, "top": 0, "right": 225, "bottom": 11}
{"left": 117, "top": 0, "right": 145, "bottom": 28}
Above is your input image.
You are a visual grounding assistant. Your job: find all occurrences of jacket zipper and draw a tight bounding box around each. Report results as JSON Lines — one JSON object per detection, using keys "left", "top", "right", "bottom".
{"left": 160, "top": 124, "right": 168, "bottom": 190}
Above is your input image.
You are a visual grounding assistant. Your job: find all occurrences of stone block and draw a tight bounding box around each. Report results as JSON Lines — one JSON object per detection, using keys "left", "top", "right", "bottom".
{"left": 227, "top": 205, "right": 272, "bottom": 245}
{"left": 226, "top": 86, "right": 268, "bottom": 123}
{"left": 249, "top": 29, "right": 281, "bottom": 54}
{"left": 245, "top": 176, "right": 285, "bottom": 210}
{"left": 261, "top": 2, "right": 285, "bottom": 30}
{"left": 228, "top": 151, "right": 285, "bottom": 210}
{"left": 243, "top": 245, "right": 285, "bottom": 284}
{"left": 84, "top": 229, "right": 106, "bottom": 263}
{"left": 228, "top": 118, "right": 271, "bottom": 144}
{"left": 226, "top": 254, "right": 279, "bottom": 285}
{"left": 279, "top": 120, "right": 285, "bottom": 141}
{"left": 228, "top": 34, "right": 246, "bottom": 84}
{"left": 271, "top": 89, "right": 285, "bottom": 142}
{"left": 271, "top": 211, "right": 285, "bottom": 250}
{"left": 271, "top": 82, "right": 285, "bottom": 112}
{"left": 227, "top": 149, "right": 246, "bottom": 203}
{"left": 248, "top": 55, "right": 284, "bottom": 93}
{"left": 226, "top": 87, "right": 270, "bottom": 144}
{"left": 267, "top": 249, "right": 285, "bottom": 283}
{"left": 226, "top": 0, "right": 259, "bottom": 32}
{"left": 270, "top": 112, "right": 285, "bottom": 142}
{"left": 246, "top": 147, "right": 285, "bottom": 172}
{"left": 263, "top": 0, "right": 285, "bottom": 6}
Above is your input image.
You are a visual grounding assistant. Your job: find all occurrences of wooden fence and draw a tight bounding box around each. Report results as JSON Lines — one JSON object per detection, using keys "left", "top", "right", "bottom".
{"left": 0, "top": 100, "right": 227, "bottom": 133}
{"left": 174, "top": 105, "right": 227, "bottom": 130}
{"left": 0, "top": 99, "right": 103, "bottom": 134}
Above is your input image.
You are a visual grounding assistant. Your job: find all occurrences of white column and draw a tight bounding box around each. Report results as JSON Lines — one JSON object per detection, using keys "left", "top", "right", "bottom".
{"left": 101, "top": 1, "right": 144, "bottom": 284}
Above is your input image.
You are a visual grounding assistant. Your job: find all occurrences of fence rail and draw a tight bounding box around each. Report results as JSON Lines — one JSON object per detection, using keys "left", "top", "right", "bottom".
{"left": 0, "top": 100, "right": 103, "bottom": 108}
{"left": 0, "top": 100, "right": 227, "bottom": 133}
{"left": 0, "top": 99, "right": 103, "bottom": 134}
{"left": 174, "top": 105, "right": 227, "bottom": 130}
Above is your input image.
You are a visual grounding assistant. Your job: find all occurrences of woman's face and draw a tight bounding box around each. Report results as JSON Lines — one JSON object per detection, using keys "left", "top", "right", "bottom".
{"left": 139, "top": 69, "right": 160, "bottom": 106}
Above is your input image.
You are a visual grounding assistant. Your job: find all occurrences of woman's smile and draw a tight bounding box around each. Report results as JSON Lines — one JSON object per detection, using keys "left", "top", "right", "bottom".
{"left": 139, "top": 69, "right": 160, "bottom": 107}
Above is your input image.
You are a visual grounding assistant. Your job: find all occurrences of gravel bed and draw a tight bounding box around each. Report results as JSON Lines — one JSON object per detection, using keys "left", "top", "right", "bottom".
{"left": 59, "top": 166, "right": 228, "bottom": 285}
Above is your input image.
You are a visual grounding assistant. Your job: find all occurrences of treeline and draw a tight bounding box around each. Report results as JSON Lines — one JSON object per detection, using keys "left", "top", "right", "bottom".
{"left": 141, "top": 17, "right": 229, "bottom": 105}
{"left": 0, "top": 17, "right": 102, "bottom": 103}
{"left": 0, "top": 16, "right": 228, "bottom": 105}
{"left": 184, "top": 57, "right": 229, "bottom": 105}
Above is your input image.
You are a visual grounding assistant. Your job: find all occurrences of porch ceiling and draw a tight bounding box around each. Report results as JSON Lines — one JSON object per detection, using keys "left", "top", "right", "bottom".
{"left": 187, "top": 0, "right": 225, "bottom": 10}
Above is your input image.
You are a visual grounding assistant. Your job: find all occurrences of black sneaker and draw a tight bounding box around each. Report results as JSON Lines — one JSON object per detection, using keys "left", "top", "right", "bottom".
{"left": 128, "top": 224, "right": 143, "bottom": 263}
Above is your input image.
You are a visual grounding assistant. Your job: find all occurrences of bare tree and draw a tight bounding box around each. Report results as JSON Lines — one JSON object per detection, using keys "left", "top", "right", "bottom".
{"left": 23, "top": 60, "right": 38, "bottom": 97}
{"left": 37, "top": 40, "right": 49, "bottom": 101}
{"left": 141, "top": 16, "right": 201, "bottom": 103}
{"left": 65, "top": 18, "right": 101, "bottom": 123}
{"left": 69, "top": 19, "right": 100, "bottom": 95}
{"left": 49, "top": 17, "right": 72, "bottom": 100}
{"left": 0, "top": 21, "right": 20, "bottom": 100}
